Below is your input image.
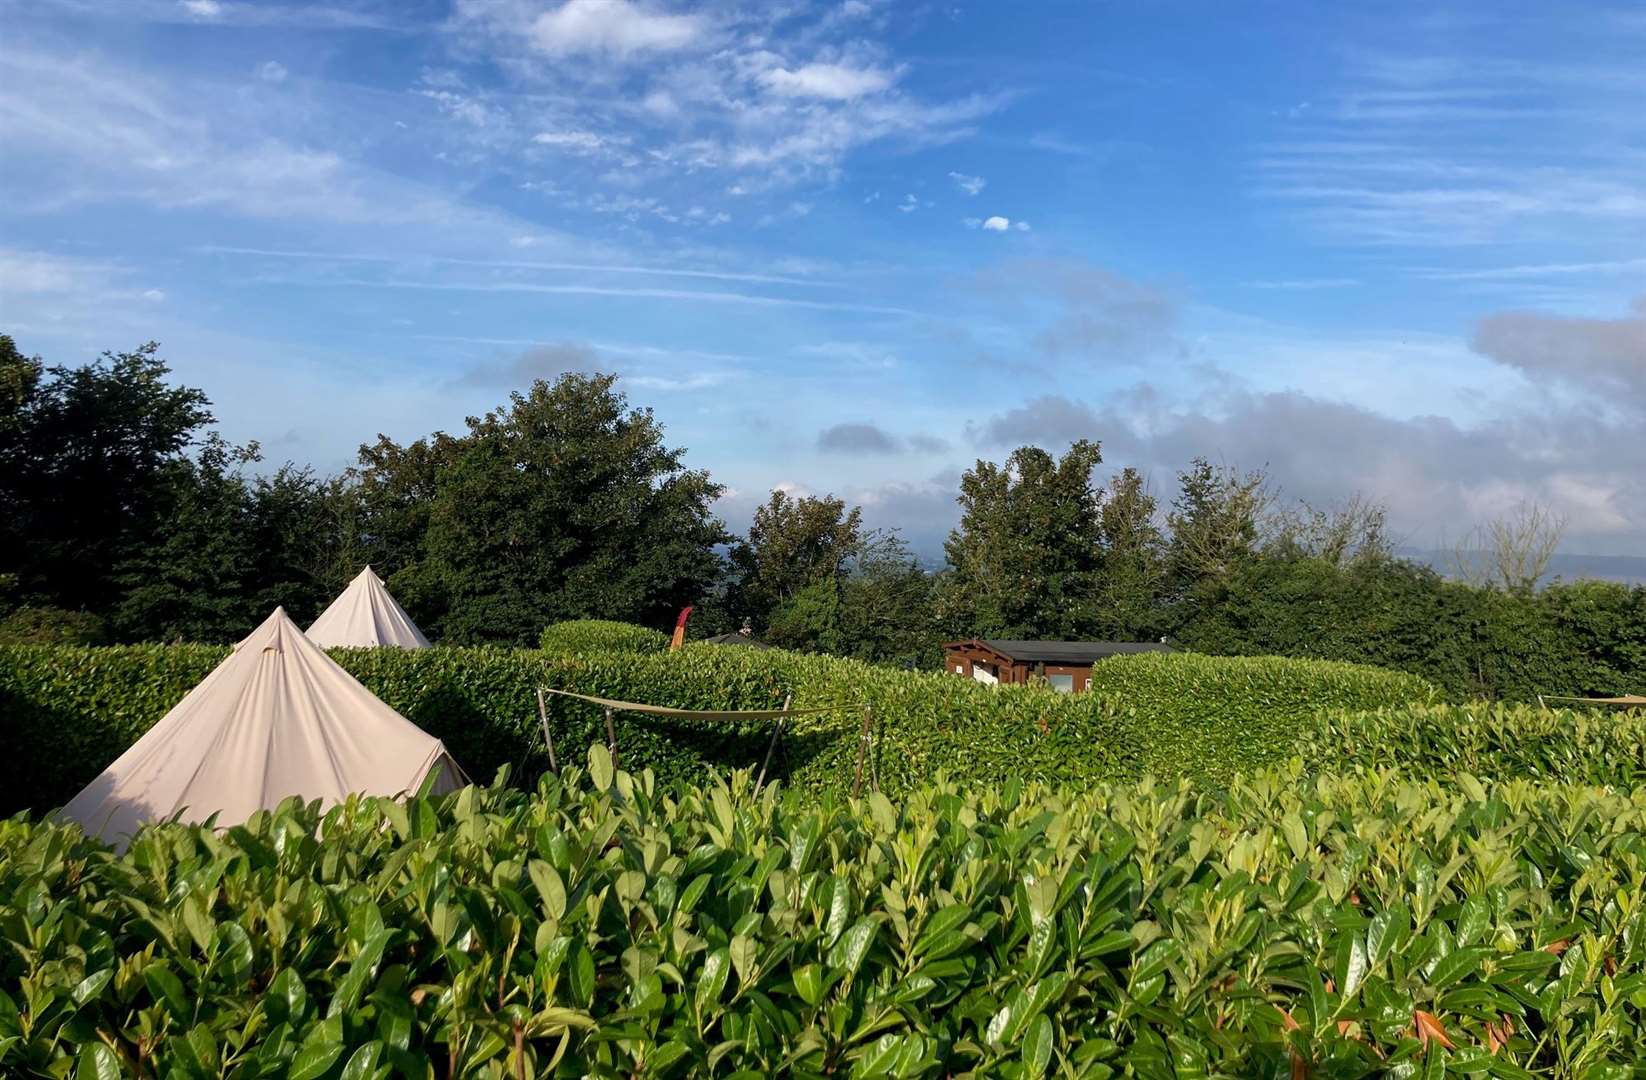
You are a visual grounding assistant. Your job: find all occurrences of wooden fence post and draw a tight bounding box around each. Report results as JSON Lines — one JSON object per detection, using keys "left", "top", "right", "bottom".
{"left": 535, "top": 687, "right": 559, "bottom": 775}
{"left": 604, "top": 707, "right": 619, "bottom": 769}
{"left": 754, "top": 694, "right": 792, "bottom": 794}
{"left": 852, "top": 705, "right": 873, "bottom": 798}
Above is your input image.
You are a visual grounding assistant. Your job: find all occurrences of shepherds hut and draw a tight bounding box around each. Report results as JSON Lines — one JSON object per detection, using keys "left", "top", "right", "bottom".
{"left": 942, "top": 638, "right": 1175, "bottom": 693}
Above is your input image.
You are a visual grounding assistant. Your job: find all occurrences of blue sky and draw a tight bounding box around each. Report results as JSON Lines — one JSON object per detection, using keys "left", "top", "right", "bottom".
{"left": 2, "top": 0, "right": 1643, "bottom": 558}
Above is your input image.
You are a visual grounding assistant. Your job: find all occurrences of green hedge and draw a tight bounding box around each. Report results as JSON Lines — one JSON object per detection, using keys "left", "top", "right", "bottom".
{"left": 538, "top": 618, "right": 668, "bottom": 655}
{"left": 6, "top": 755, "right": 1645, "bottom": 1076}
{"left": 1307, "top": 703, "right": 1646, "bottom": 787}
{"left": 0, "top": 641, "right": 1434, "bottom": 815}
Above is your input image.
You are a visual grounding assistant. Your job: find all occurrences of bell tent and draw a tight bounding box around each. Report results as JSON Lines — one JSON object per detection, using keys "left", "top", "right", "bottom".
{"left": 306, "top": 566, "right": 431, "bottom": 649}
{"left": 61, "top": 606, "right": 465, "bottom": 848}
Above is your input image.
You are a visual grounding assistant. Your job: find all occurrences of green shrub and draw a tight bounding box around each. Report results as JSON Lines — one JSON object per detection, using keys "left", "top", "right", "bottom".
{"left": 538, "top": 618, "right": 669, "bottom": 655}
{"left": 0, "top": 641, "right": 1433, "bottom": 815}
{"left": 1084, "top": 650, "right": 1439, "bottom": 783}
{"left": 5, "top": 754, "right": 1644, "bottom": 1076}
{"left": 0, "top": 605, "right": 107, "bottom": 645}
{"left": 1308, "top": 703, "right": 1646, "bottom": 786}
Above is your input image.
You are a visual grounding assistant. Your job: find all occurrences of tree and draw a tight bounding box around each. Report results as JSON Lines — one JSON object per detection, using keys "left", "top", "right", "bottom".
{"left": 1166, "top": 457, "right": 1273, "bottom": 598}
{"left": 1092, "top": 467, "right": 1167, "bottom": 639}
{"left": 112, "top": 434, "right": 265, "bottom": 641}
{"left": 1451, "top": 501, "right": 1567, "bottom": 594}
{"left": 729, "top": 490, "right": 863, "bottom": 630}
{"left": 1270, "top": 493, "right": 1393, "bottom": 568}
{"left": 939, "top": 440, "right": 1105, "bottom": 638}
{"left": 837, "top": 530, "right": 941, "bottom": 667}
{"left": 360, "top": 372, "right": 729, "bottom": 643}
{"left": 0, "top": 337, "right": 214, "bottom": 617}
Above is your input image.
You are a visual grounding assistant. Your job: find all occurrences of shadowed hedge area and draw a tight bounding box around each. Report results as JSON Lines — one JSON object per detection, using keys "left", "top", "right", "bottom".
{"left": 1, "top": 634, "right": 1434, "bottom": 815}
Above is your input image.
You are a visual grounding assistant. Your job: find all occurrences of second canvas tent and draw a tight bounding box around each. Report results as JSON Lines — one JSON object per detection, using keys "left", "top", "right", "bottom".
{"left": 307, "top": 565, "right": 431, "bottom": 649}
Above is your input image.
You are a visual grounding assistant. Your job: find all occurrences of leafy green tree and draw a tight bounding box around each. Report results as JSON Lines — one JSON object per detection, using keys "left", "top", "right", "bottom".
{"left": 0, "top": 337, "right": 214, "bottom": 618}
{"left": 360, "top": 373, "right": 728, "bottom": 643}
{"left": 939, "top": 440, "right": 1105, "bottom": 638}
{"left": 1166, "top": 457, "right": 1272, "bottom": 602}
{"left": 112, "top": 434, "right": 264, "bottom": 640}
{"left": 837, "top": 530, "right": 941, "bottom": 668}
{"left": 1092, "top": 467, "right": 1167, "bottom": 639}
{"left": 728, "top": 490, "right": 863, "bottom": 630}
{"left": 765, "top": 577, "right": 847, "bottom": 654}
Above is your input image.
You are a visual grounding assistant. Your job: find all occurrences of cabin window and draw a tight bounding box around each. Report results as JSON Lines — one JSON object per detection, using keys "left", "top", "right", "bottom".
{"left": 1047, "top": 673, "right": 1075, "bottom": 693}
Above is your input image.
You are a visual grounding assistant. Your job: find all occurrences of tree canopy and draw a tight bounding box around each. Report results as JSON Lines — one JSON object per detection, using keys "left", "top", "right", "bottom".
{"left": 2, "top": 332, "right": 1640, "bottom": 701}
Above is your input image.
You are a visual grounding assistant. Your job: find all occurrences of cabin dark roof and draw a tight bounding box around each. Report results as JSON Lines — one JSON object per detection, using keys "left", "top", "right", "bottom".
{"left": 945, "top": 638, "right": 1175, "bottom": 664}
{"left": 700, "top": 633, "right": 774, "bottom": 649}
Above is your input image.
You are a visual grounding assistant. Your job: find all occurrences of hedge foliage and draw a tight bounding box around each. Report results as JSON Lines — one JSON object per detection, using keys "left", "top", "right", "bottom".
{"left": 6, "top": 753, "right": 1646, "bottom": 1077}
{"left": 1306, "top": 703, "right": 1646, "bottom": 788}
{"left": 538, "top": 620, "right": 668, "bottom": 656}
{"left": 0, "top": 642, "right": 1432, "bottom": 815}
{"left": 1176, "top": 565, "right": 1646, "bottom": 704}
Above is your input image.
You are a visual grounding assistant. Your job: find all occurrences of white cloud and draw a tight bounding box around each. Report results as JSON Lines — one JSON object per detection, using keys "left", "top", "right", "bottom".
{"left": 258, "top": 60, "right": 288, "bottom": 83}
{"left": 448, "top": 1, "right": 1003, "bottom": 188}
{"left": 948, "top": 170, "right": 986, "bottom": 195}
{"left": 840, "top": 0, "right": 872, "bottom": 16}
{"left": 179, "top": 0, "right": 222, "bottom": 17}
{"left": 528, "top": 0, "right": 704, "bottom": 58}
{"left": 143, "top": 288, "right": 166, "bottom": 301}
{"left": 531, "top": 130, "right": 612, "bottom": 153}
{"left": 760, "top": 62, "right": 894, "bottom": 100}
{"left": 981, "top": 215, "right": 1009, "bottom": 231}
{"left": 1014, "top": 220, "right": 1031, "bottom": 232}
{"left": 898, "top": 193, "right": 922, "bottom": 213}
{"left": 641, "top": 89, "right": 678, "bottom": 116}
{"left": 0, "top": 249, "right": 113, "bottom": 294}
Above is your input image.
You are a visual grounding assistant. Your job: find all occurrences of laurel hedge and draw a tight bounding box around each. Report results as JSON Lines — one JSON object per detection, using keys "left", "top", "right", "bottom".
{"left": 7, "top": 754, "right": 1646, "bottom": 1076}
{"left": 538, "top": 619, "right": 668, "bottom": 655}
{"left": 1308, "top": 702, "right": 1646, "bottom": 787}
{"left": 0, "top": 640, "right": 1434, "bottom": 815}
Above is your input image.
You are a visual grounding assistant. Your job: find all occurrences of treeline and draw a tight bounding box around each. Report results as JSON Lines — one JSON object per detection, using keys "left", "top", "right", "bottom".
{"left": 2, "top": 336, "right": 1641, "bottom": 699}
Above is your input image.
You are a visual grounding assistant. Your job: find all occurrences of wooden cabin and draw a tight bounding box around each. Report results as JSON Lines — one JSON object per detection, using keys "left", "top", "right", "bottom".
{"left": 942, "top": 638, "right": 1176, "bottom": 693}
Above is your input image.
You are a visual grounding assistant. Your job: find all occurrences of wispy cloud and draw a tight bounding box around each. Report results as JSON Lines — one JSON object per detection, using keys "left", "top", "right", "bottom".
{"left": 948, "top": 170, "right": 986, "bottom": 195}
{"left": 1409, "top": 257, "right": 1646, "bottom": 281}
{"left": 1256, "top": 50, "right": 1646, "bottom": 247}
{"left": 0, "top": 44, "right": 500, "bottom": 228}
{"left": 194, "top": 246, "right": 838, "bottom": 287}
{"left": 285, "top": 276, "right": 923, "bottom": 317}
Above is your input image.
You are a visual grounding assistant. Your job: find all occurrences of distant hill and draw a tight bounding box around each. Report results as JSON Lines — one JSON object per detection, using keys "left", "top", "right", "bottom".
{"left": 1401, "top": 549, "right": 1646, "bottom": 586}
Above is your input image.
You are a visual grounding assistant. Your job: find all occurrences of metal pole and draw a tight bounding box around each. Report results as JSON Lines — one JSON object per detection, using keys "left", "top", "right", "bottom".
{"left": 536, "top": 687, "right": 559, "bottom": 775}
{"left": 604, "top": 707, "right": 619, "bottom": 769}
{"left": 754, "top": 694, "right": 792, "bottom": 794}
{"left": 852, "top": 704, "right": 873, "bottom": 797}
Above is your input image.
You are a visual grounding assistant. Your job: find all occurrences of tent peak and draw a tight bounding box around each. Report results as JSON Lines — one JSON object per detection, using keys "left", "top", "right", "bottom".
{"left": 308, "top": 567, "right": 431, "bottom": 649}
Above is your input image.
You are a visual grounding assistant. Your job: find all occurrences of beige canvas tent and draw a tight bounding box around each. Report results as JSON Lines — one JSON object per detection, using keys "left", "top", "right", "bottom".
{"left": 61, "top": 606, "right": 465, "bottom": 848}
{"left": 307, "top": 566, "right": 431, "bottom": 649}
